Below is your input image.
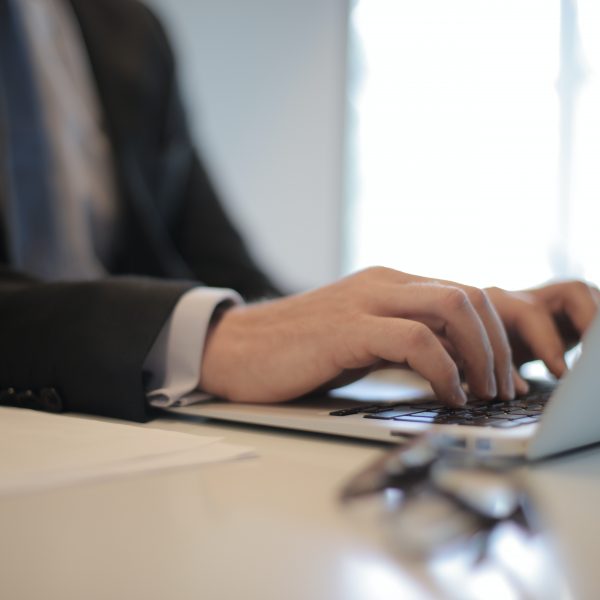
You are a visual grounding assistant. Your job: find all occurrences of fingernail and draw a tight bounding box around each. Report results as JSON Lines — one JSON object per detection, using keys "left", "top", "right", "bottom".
{"left": 554, "top": 356, "right": 568, "bottom": 377}
{"left": 515, "top": 375, "right": 529, "bottom": 395}
{"left": 504, "top": 375, "right": 515, "bottom": 400}
{"left": 452, "top": 389, "right": 467, "bottom": 406}
{"left": 487, "top": 376, "right": 497, "bottom": 398}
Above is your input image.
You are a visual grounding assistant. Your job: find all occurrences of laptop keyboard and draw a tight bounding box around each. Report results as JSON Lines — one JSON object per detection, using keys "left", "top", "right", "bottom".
{"left": 329, "top": 380, "right": 555, "bottom": 429}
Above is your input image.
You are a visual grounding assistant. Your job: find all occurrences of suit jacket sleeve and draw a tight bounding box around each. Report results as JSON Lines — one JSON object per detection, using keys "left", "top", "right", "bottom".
{"left": 0, "top": 268, "right": 195, "bottom": 421}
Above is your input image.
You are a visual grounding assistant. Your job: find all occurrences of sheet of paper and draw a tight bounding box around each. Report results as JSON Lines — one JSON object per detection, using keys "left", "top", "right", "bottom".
{"left": 0, "top": 407, "right": 255, "bottom": 495}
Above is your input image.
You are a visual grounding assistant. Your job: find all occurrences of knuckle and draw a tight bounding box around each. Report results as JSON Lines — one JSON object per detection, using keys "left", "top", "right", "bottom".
{"left": 442, "top": 287, "right": 470, "bottom": 312}
{"left": 513, "top": 293, "right": 542, "bottom": 317}
{"left": 464, "top": 286, "right": 490, "bottom": 311}
{"left": 406, "top": 322, "right": 434, "bottom": 348}
{"left": 521, "top": 300, "right": 544, "bottom": 319}
{"left": 363, "top": 265, "right": 394, "bottom": 279}
{"left": 572, "top": 280, "right": 591, "bottom": 296}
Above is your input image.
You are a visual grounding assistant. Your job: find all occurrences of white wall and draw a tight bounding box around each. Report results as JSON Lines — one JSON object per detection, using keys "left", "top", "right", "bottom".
{"left": 145, "top": 0, "right": 349, "bottom": 292}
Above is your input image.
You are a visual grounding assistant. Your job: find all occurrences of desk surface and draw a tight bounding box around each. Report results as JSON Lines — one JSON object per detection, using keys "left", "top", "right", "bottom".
{"left": 1, "top": 412, "right": 600, "bottom": 600}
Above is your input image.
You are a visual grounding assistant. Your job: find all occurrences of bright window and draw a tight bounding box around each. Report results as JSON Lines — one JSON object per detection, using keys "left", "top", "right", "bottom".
{"left": 346, "top": 0, "right": 600, "bottom": 290}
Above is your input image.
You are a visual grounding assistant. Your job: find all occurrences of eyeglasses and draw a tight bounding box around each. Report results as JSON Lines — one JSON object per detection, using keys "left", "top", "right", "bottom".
{"left": 339, "top": 434, "right": 566, "bottom": 598}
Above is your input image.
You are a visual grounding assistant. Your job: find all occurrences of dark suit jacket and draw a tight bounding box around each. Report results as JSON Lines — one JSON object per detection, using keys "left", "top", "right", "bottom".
{"left": 0, "top": 0, "right": 278, "bottom": 421}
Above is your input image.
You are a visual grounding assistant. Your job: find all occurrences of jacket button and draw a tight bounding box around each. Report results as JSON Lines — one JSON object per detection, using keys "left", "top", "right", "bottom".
{"left": 16, "top": 389, "right": 37, "bottom": 407}
{"left": 39, "top": 388, "right": 64, "bottom": 412}
{"left": 0, "top": 388, "right": 16, "bottom": 405}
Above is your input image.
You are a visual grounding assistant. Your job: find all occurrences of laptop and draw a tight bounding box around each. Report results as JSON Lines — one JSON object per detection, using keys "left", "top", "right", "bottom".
{"left": 169, "top": 313, "right": 600, "bottom": 459}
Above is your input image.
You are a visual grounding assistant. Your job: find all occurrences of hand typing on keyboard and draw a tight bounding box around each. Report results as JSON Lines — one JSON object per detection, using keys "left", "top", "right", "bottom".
{"left": 201, "top": 268, "right": 599, "bottom": 407}
{"left": 330, "top": 380, "right": 555, "bottom": 428}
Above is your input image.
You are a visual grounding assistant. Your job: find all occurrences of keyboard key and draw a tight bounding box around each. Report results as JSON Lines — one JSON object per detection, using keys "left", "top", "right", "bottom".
{"left": 485, "top": 412, "right": 515, "bottom": 420}
{"left": 329, "top": 405, "right": 378, "bottom": 416}
{"left": 393, "top": 415, "right": 436, "bottom": 423}
{"left": 467, "top": 409, "right": 490, "bottom": 417}
{"left": 363, "top": 409, "right": 417, "bottom": 420}
{"left": 362, "top": 404, "right": 413, "bottom": 414}
{"left": 361, "top": 406, "right": 391, "bottom": 414}
{"left": 329, "top": 408, "right": 362, "bottom": 416}
{"left": 488, "top": 400, "right": 507, "bottom": 407}
{"left": 329, "top": 407, "right": 365, "bottom": 416}
{"left": 509, "top": 416, "right": 539, "bottom": 426}
{"left": 505, "top": 408, "right": 530, "bottom": 416}
{"left": 406, "top": 403, "right": 444, "bottom": 411}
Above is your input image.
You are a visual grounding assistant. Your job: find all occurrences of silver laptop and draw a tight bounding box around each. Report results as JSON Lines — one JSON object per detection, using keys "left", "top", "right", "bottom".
{"left": 169, "top": 313, "right": 600, "bottom": 459}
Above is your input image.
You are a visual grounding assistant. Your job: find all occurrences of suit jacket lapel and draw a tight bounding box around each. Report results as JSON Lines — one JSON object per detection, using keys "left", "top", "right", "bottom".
{"left": 69, "top": 0, "right": 192, "bottom": 279}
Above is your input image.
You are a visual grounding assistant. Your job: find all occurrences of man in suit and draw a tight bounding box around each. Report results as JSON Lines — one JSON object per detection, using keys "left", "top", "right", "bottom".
{"left": 0, "top": 0, "right": 597, "bottom": 422}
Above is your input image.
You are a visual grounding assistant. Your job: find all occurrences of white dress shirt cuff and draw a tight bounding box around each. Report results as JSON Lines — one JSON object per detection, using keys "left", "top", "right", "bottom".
{"left": 145, "top": 287, "right": 243, "bottom": 408}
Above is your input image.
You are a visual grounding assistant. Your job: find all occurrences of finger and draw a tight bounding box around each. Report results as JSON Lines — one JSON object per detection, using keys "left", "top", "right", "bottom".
{"left": 534, "top": 281, "right": 599, "bottom": 335}
{"left": 371, "top": 282, "right": 496, "bottom": 399}
{"left": 461, "top": 286, "right": 515, "bottom": 400}
{"left": 513, "top": 304, "right": 567, "bottom": 377}
{"left": 513, "top": 365, "right": 529, "bottom": 396}
{"left": 360, "top": 316, "right": 467, "bottom": 406}
{"left": 438, "top": 308, "right": 516, "bottom": 400}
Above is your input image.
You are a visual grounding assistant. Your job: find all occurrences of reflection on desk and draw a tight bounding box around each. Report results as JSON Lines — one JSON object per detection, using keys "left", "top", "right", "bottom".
{"left": 0, "top": 412, "right": 598, "bottom": 600}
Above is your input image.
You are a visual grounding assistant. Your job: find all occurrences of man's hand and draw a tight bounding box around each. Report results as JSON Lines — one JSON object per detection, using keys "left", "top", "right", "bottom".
{"left": 485, "top": 281, "right": 599, "bottom": 377}
{"left": 200, "top": 268, "right": 598, "bottom": 407}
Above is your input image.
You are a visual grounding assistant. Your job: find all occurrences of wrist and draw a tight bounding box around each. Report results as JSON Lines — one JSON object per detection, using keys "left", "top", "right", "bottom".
{"left": 200, "top": 304, "right": 243, "bottom": 398}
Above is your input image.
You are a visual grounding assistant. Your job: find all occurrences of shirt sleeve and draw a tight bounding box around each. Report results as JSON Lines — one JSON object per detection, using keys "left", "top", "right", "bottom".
{"left": 144, "top": 287, "right": 243, "bottom": 408}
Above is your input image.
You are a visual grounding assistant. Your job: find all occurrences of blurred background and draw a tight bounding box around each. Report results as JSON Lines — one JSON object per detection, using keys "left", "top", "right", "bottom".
{"left": 147, "top": 0, "right": 600, "bottom": 293}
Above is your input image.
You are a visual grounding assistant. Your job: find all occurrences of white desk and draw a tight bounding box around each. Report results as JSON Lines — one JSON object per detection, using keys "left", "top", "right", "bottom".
{"left": 1, "top": 412, "right": 599, "bottom": 600}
